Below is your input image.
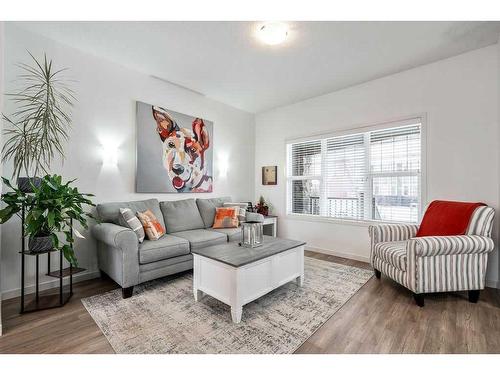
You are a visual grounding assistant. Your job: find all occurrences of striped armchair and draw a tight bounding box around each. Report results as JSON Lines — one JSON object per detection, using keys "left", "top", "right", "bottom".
{"left": 368, "top": 206, "right": 495, "bottom": 307}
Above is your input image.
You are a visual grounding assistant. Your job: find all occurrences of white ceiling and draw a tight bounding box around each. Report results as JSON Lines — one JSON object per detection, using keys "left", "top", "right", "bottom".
{"left": 13, "top": 21, "right": 500, "bottom": 113}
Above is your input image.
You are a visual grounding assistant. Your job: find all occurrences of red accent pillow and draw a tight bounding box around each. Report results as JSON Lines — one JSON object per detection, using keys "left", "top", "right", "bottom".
{"left": 416, "top": 200, "right": 485, "bottom": 237}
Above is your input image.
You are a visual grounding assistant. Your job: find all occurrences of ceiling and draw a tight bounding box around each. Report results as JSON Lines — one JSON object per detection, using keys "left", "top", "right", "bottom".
{"left": 13, "top": 21, "right": 500, "bottom": 113}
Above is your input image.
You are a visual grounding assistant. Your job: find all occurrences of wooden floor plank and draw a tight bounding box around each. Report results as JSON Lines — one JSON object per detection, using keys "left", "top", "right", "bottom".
{"left": 1, "top": 252, "right": 499, "bottom": 354}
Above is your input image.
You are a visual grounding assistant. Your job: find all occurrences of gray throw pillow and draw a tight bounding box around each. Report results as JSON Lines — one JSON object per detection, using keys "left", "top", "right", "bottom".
{"left": 119, "top": 208, "right": 145, "bottom": 243}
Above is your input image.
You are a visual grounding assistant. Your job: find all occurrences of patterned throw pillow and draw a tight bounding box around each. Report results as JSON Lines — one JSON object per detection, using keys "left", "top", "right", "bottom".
{"left": 223, "top": 202, "right": 247, "bottom": 225}
{"left": 212, "top": 207, "right": 239, "bottom": 229}
{"left": 119, "top": 208, "right": 145, "bottom": 243}
{"left": 137, "top": 209, "right": 166, "bottom": 241}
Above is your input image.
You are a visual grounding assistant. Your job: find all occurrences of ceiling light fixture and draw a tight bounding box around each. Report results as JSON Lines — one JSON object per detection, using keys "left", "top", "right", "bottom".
{"left": 257, "top": 22, "right": 288, "bottom": 46}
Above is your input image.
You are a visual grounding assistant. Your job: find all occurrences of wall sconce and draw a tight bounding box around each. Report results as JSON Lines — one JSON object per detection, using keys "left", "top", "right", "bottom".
{"left": 217, "top": 151, "right": 229, "bottom": 178}
{"left": 100, "top": 139, "right": 119, "bottom": 167}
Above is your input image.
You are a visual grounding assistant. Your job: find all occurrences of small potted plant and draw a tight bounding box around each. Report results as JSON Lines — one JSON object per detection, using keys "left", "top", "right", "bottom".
{"left": 255, "top": 196, "right": 270, "bottom": 216}
{"left": 0, "top": 175, "right": 96, "bottom": 265}
{"left": 1, "top": 52, "right": 75, "bottom": 192}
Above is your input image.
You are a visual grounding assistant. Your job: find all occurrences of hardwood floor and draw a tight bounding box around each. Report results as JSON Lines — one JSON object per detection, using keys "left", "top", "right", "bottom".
{"left": 0, "top": 277, "right": 116, "bottom": 354}
{"left": 299, "top": 252, "right": 500, "bottom": 354}
{"left": 1, "top": 251, "right": 499, "bottom": 354}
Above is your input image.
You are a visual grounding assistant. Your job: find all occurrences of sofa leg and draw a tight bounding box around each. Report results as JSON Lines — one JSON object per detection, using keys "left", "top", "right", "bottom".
{"left": 122, "top": 286, "right": 134, "bottom": 299}
{"left": 468, "top": 290, "right": 480, "bottom": 303}
{"left": 374, "top": 269, "right": 381, "bottom": 279}
{"left": 413, "top": 293, "right": 424, "bottom": 307}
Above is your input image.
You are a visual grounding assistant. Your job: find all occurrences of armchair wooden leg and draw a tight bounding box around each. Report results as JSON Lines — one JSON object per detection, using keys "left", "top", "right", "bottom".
{"left": 413, "top": 293, "right": 424, "bottom": 307}
{"left": 122, "top": 286, "right": 134, "bottom": 299}
{"left": 468, "top": 290, "right": 480, "bottom": 303}
{"left": 374, "top": 269, "right": 381, "bottom": 279}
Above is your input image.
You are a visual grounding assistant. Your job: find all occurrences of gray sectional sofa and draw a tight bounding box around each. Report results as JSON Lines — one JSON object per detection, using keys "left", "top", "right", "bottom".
{"left": 92, "top": 197, "right": 263, "bottom": 298}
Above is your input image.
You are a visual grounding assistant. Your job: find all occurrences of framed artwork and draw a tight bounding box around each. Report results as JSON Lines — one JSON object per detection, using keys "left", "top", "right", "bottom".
{"left": 136, "top": 101, "right": 213, "bottom": 193}
{"left": 262, "top": 166, "right": 277, "bottom": 185}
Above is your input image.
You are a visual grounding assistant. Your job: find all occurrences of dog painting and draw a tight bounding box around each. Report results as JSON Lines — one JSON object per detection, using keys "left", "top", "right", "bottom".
{"left": 136, "top": 101, "right": 213, "bottom": 193}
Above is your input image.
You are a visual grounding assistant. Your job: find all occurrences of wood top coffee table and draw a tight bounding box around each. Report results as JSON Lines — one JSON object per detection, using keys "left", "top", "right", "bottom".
{"left": 191, "top": 236, "right": 306, "bottom": 323}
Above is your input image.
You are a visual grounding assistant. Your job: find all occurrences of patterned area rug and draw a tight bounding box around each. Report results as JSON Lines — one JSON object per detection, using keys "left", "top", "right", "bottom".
{"left": 82, "top": 257, "right": 372, "bottom": 353}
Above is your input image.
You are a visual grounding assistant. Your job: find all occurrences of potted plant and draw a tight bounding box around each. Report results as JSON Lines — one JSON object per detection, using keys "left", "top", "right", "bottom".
{"left": 255, "top": 196, "right": 270, "bottom": 216}
{"left": 0, "top": 175, "right": 96, "bottom": 265}
{"left": 1, "top": 52, "right": 75, "bottom": 192}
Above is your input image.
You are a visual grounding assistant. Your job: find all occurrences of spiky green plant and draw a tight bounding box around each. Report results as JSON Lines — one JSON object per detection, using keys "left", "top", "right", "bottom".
{"left": 1, "top": 52, "right": 75, "bottom": 179}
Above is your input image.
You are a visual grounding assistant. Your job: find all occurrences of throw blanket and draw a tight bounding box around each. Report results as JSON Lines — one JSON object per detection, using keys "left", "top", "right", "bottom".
{"left": 416, "top": 200, "right": 485, "bottom": 237}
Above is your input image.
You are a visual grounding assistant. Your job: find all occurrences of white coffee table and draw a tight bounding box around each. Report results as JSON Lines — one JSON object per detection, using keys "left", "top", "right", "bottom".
{"left": 192, "top": 236, "right": 305, "bottom": 323}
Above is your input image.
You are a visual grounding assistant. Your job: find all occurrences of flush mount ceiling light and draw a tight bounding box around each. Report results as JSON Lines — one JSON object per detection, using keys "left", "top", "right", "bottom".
{"left": 257, "top": 22, "right": 289, "bottom": 45}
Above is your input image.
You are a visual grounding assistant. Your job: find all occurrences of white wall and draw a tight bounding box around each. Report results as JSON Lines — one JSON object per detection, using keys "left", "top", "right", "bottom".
{"left": 255, "top": 45, "right": 500, "bottom": 286}
{"left": 1, "top": 25, "right": 255, "bottom": 298}
{"left": 0, "top": 21, "right": 4, "bottom": 334}
{"left": 496, "top": 36, "right": 500, "bottom": 288}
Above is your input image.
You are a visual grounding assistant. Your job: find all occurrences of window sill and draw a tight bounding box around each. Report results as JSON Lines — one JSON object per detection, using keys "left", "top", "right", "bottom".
{"left": 285, "top": 213, "right": 417, "bottom": 227}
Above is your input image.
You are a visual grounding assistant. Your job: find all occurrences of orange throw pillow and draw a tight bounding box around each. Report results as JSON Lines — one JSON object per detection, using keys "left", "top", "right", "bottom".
{"left": 137, "top": 209, "right": 166, "bottom": 240}
{"left": 212, "top": 207, "right": 239, "bottom": 229}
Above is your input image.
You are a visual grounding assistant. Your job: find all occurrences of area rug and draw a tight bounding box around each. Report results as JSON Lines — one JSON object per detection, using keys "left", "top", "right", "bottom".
{"left": 82, "top": 257, "right": 372, "bottom": 354}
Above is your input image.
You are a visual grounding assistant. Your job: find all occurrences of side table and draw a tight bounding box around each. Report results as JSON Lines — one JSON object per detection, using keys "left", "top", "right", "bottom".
{"left": 262, "top": 215, "right": 277, "bottom": 237}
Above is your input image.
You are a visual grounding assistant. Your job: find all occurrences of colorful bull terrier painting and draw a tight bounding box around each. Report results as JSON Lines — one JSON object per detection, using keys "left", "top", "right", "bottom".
{"left": 136, "top": 101, "right": 213, "bottom": 193}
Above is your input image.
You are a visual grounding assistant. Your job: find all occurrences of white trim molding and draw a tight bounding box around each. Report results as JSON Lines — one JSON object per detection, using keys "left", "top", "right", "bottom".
{"left": 486, "top": 279, "right": 500, "bottom": 289}
{"left": 305, "top": 245, "right": 370, "bottom": 263}
{"left": 1, "top": 270, "right": 101, "bottom": 301}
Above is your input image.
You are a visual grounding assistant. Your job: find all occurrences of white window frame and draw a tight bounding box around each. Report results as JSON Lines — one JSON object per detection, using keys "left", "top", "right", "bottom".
{"left": 285, "top": 114, "right": 427, "bottom": 226}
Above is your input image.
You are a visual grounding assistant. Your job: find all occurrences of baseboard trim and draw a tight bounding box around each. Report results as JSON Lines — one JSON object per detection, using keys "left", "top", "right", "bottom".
{"left": 486, "top": 279, "right": 500, "bottom": 289}
{"left": 306, "top": 248, "right": 500, "bottom": 289}
{"left": 1, "top": 270, "right": 101, "bottom": 301}
{"left": 306, "top": 246, "right": 370, "bottom": 263}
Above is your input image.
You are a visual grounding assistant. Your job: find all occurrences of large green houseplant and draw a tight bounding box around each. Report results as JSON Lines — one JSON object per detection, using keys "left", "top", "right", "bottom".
{"left": 0, "top": 175, "right": 96, "bottom": 266}
{"left": 0, "top": 52, "right": 92, "bottom": 266}
{"left": 1, "top": 52, "right": 75, "bottom": 192}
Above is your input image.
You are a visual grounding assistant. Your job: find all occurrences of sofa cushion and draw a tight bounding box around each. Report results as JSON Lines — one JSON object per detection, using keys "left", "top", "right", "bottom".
{"left": 97, "top": 199, "right": 165, "bottom": 228}
{"left": 139, "top": 235, "right": 190, "bottom": 264}
{"left": 196, "top": 197, "right": 232, "bottom": 228}
{"left": 209, "top": 227, "right": 242, "bottom": 242}
{"left": 139, "top": 254, "right": 193, "bottom": 272}
{"left": 160, "top": 199, "right": 205, "bottom": 234}
{"left": 172, "top": 229, "right": 227, "bottom": 250}
{"left": 373, "top": 241, "right": 407, "bottom": 271}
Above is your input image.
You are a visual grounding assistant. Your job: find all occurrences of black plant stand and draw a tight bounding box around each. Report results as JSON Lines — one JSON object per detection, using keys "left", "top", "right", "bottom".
{"left": 19, "top": 207, "right": 85, "bottom": 314}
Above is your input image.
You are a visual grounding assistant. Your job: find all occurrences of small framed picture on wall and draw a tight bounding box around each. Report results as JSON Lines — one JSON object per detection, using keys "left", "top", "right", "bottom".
{"left": 262, "top": 166, "right": 277, "bottom": 185}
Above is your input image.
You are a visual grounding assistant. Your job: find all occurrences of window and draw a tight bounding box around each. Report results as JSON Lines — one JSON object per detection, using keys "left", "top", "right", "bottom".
{"left": 286, "top": 118, "right": 423, "bottom": 223}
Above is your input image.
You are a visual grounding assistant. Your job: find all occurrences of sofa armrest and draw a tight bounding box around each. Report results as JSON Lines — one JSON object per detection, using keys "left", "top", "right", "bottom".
{"left": 407, "top": 235, "right": 494, "bottom": 257}
{"left": 92, "top": 222, "right": 138, "bottom": 251}
{"left": 91, "top": 223, "right": 140, "bottom": 288}
{"left": 245, "top": 212, "right": 264, "bottom": 223}
{"left": 368, "top": 224, "right": 419, "bottom": 244}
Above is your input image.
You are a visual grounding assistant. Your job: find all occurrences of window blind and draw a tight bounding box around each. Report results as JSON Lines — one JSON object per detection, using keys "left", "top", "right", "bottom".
{"left": 324, "top": 134, "right": 366, "bottom": 220}
{"left": 289, "top": 140, "right": 321, "bottom": 215}
{"left": 370, "top": 125, "right": 421, "bottom": 174}
{"left": 287, "top": 120, "right": 422, "bottom": 223}
{"left": 291, "top": 140, "right": 321, "bottom": 176}
{"left": 369, "top": 124, "right": 421, "bottom": 223}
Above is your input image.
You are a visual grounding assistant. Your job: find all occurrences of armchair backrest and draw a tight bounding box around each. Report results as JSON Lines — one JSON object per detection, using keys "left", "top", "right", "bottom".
{"left": 466, "top": 206, "right": 495, "bottom": 237}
